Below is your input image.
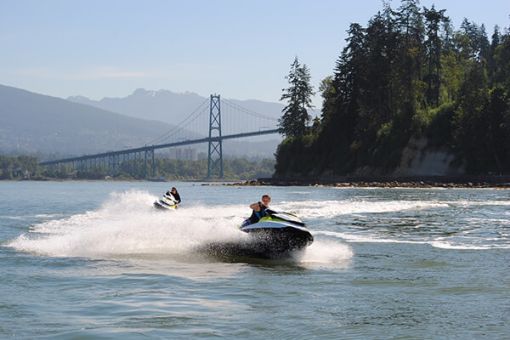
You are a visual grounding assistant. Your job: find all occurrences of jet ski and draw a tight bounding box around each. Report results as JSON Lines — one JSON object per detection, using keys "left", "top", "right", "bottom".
{"left": 239, "top": 210, "right": 313, "bottom": 255}
{"left": 202, "top": 210, "right": 313, "bottom": 259}
{"left": 153, "top": 193, "right": 179, "bottom": 210}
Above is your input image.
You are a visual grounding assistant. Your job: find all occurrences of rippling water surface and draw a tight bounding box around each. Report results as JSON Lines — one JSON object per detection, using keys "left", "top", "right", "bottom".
{"left": 1, "top": 181, "right": 509, "bottom": 338}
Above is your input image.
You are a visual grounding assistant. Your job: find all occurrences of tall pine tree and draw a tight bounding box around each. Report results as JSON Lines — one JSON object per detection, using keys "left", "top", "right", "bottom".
{"left": 279, "top": 57, "right": 314, "bottom": 137}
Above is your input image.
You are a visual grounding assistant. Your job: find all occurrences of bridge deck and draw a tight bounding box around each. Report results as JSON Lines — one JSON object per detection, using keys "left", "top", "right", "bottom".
{"left": 40, "top": 129, "right": 279, "bottom": 166}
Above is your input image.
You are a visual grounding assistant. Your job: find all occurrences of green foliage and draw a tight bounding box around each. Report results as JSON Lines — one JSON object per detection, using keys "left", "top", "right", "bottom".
{"left": 424, "top": 101, "right": 456, "bottom": 148}
{"left": 0, "top": 155, "right": 40, "bottom": 179}
{"left": 279, "top": 57, "right": 315, "bottom": 137}
{"left": 275, "top": 0, "right": 510, "bottom": 176}
{"left": 274, "top": 136, "right": 317, "bottom": 177}
{"left": 0, "top": 156, "right": 275, "bottom": 181}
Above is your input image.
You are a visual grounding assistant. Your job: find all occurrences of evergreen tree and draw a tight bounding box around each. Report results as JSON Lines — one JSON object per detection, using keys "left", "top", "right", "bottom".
{"left": 485, "top": 87, "right": 508, "bottom": 173}
{"left": 278, "top": 57, "right": 314, "bottom": 137}
{"left": 394, "top": 0, "right": 425, "bottom": 114}
{"left": 493, "top": 27, "right": 510, "bottom": 89}
{"left": 318, "top": 23, "right": 366, "bottom": 172}
{"left": 488, "top": 26, "right": 501, "bottom": 85}
{"left": 453, "top": 62, "right": 489, "bottom": 172}
{"left": 424, "top": 5, "right": 447, "bottom": 106}
{"left": 318, "top": 76, "right": 335, "bottom": 126}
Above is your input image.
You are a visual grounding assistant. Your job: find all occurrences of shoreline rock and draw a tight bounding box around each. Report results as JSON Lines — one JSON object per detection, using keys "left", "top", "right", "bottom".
{"left": 230, "top": 177, "right": 510, "bottom": 188}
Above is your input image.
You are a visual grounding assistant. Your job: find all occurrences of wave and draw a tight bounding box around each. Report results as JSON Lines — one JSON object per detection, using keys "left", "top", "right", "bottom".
{"left": 1, "top": 216, "right": 27, "bottom": 221}
{"left": 428, "top": 240, "right": 510, "bottom": 250}
{"left": 10, "top": 190, "right": 506, "bottom": 259}
{"left": 314, "top": 230, "right": 510, "bottom": 250}
{"left": 8, "top": 191, "right": 245, "bottom": 258}
{"left": 278, "top": 200, "right": 448, "bottom": 219}
{"left": 445, "top": 200, "right": 510, "bottom": 207}
{"left": 293, "top": 240, "right": 353, "bottom": 268}
{"left": 314, "top": 230, "right": 427, "bottom": 245}
{"left": 6, "top": 190, "right": 353, "bottom": 265}
{"left": 1, "top": 213, "right": 65, "bottom": 221}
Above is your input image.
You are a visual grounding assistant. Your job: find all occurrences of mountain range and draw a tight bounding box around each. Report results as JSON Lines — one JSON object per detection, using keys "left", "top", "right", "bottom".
{"left": 67, "top": 89, "right": 285, "bottom": 129}
{"left": 0, "top": 84, "right": 283, "bottom": 159}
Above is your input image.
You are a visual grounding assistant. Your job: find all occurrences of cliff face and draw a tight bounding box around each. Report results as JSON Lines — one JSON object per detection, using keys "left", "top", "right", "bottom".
{"left": 273, "top": 135, "right": 468, "bottom": 180}
{"left": 344, "top": 137, "right": 465, "bottom": 178}
{"left": 393, "top": 137, "right": 464, "bottom": 177}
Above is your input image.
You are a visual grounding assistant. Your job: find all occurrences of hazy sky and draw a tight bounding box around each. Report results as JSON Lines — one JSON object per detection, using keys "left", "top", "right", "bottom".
{"left": 1, "top": 0, "right": 509, "bottom": 104}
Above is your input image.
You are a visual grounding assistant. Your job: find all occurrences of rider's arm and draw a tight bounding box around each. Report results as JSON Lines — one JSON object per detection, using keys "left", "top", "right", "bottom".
{"left": 249, "top": 202, "right": 261, "bottom": 211}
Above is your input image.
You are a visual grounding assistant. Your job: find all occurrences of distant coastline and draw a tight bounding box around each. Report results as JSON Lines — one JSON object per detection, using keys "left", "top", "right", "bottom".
{"left": 3, "top": 175, "right": 510, "bottom": 188}
{"left": 233, "top": 176, "right": 510, "bottom": 188}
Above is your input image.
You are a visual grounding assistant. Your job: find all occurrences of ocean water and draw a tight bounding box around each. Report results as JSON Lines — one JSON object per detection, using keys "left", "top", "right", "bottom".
{"left": 0, "top": 181, "right": 509, "bottom": 339}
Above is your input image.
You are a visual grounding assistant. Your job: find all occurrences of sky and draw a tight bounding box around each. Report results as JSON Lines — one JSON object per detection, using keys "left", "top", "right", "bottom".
{"left": 1, "top": 0, "right": 509, "bottom": 105}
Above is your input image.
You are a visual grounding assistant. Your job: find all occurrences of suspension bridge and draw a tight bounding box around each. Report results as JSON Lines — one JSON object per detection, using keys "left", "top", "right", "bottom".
{"left": 39, "top": 95, "right": 280, "bottom": 178}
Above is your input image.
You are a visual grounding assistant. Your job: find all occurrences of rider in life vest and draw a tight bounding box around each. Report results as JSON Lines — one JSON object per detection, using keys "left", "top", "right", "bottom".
{"left": 246, "top": 194, "right": 271, "bottom": 225}
{"left": 165, "top": 187, "right": 181, "bottom": 204}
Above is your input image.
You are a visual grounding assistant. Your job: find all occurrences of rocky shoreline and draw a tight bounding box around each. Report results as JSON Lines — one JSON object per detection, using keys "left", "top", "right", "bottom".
{"left": 231, "top": 176, "right": 510, "bottom": 188}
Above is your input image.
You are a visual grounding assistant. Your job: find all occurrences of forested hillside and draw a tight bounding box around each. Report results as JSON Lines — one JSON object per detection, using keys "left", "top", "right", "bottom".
{"left": 0, "top": 155, "right": 274, "bottom": 181}
{"left": 275, "top": 0, "right": 510, "bottom": 177}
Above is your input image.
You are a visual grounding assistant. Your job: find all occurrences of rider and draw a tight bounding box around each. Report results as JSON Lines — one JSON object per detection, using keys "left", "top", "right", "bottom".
{"left": 165, "top": 187, "right": 181, "bottom": 204}
{"left": 246, "top": 194, "right": 271, "bottom": 225}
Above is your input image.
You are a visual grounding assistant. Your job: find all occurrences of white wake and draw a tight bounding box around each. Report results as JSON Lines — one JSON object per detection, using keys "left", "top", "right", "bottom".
{"left": 7, "top": 190, "right": 353, "bottom": 264}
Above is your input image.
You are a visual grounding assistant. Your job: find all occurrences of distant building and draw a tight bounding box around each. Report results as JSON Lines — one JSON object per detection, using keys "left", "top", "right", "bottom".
{"left": 175, "top": 148, "right": 197, "bottom": 161}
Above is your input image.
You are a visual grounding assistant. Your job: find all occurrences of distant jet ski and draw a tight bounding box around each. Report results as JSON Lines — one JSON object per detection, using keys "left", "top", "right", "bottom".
{"left": 153, "top": 193, "right": 179, "bottom": 210}
{"left": 203, "top": 210, "right": 313, "bottom": 259}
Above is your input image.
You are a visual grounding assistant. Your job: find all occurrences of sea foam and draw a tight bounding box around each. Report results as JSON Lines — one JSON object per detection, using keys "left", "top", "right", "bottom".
{"left": 7, "top": 190, "right": 353, "bottom": 265}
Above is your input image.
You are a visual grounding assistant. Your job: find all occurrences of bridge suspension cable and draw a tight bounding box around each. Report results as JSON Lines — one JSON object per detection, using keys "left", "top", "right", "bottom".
{"left": 220, "top": 98, "right": 280, "bottom": 136}
{"left": 220, "top": 98, "right": 279, "bottom": 121}
{"left": 146, "top": 98, "right": 210, "bottom": 145}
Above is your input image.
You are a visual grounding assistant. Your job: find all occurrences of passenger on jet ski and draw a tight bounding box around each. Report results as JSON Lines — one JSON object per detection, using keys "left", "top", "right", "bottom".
{"left": 244, "top": 194, "right": 271, "bottom": 226}
{"left": 166, "top": 187, "right": 181, "bottom": 204}
{"left": 153, "top": 186, "right": 181, "bottom": 210}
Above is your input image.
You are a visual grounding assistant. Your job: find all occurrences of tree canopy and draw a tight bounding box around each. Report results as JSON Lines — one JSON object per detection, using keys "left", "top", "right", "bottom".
{"left": 275, "top": 0, "right": 510, "bottom": 177}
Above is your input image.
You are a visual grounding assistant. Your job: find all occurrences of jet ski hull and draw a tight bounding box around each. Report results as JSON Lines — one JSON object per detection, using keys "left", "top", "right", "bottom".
{"left": 153, "top": 193, "right": 178, "bottom": 210}
{"left": 153, "top": 201, "right": 176, "bottom": 210}
{"left": 255, "top": 230, "right": 311, "bottom": 257}
{"left": 242, "top": 226, "right": 313, "bottom": 253}
{"left": 202, "top": 215, "right": 313, "bottom": 259}
{"left": 201, "top": 228, "right": 312, "bottom": 259}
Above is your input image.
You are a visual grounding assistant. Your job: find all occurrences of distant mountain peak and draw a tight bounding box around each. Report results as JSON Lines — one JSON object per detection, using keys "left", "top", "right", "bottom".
{"left": 66, "top": 94, "right": 91, "bottom": 102}
{"left": 130, "top": 88, "right": 200, "bottom": 97}
{"left": 66, "top": 88, "right": 285, "bottom": 126}
{"left": 132, "top": 88, "right": 151, "bottom": 96}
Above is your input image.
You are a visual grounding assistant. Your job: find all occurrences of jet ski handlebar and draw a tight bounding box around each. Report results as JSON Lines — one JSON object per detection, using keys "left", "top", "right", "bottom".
{"left": 265, "top": 209, "right": 306, "bottom": 226}
{"left": 265, "top": 208, "right": 278, "bottom": 215}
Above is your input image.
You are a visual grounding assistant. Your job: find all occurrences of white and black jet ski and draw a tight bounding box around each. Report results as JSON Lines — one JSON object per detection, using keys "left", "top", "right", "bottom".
{"left": 203, "top": 210, "right": 313, "bottom": 259}
{"left": 239, "top": 210, "right": 313, "bottom": 255}
{"left": 153, "top": 193, "right": 179, "bottom": 210}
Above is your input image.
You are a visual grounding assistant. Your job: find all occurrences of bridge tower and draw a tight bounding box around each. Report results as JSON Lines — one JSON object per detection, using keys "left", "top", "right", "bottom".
{"left": 207, "top": 94, "right": 223, "bottom": 178}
